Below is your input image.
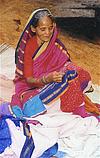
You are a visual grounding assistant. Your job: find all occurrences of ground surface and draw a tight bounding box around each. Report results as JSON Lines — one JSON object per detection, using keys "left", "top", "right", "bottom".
{"left": 0, "top": 0, "right": 100, "bottom": 85}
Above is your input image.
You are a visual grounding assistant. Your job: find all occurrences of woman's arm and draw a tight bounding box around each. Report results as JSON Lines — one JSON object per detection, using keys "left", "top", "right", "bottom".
{"left": 26, "top": 76, "right": 44, "bottom": 88}
{"left": 26, "top": 71, "right": 65, "bottom": 88}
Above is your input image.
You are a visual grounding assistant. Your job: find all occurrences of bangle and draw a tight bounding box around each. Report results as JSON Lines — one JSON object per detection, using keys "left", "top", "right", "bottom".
{"left": 41, "top": 76, "right": 47, "bottom": 84}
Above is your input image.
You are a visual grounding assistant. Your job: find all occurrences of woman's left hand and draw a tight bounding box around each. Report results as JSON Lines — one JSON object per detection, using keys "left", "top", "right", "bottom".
{"left": 45, "top": 71, "right": 65, "bottom": 83}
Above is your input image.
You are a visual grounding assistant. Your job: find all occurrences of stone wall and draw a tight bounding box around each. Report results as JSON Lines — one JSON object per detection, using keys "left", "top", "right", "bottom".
{"left": 53, "top": 0, "right": 100, "bottom": 38}
{"left": 53, "top": 0, "right": 100, "bottom": 17}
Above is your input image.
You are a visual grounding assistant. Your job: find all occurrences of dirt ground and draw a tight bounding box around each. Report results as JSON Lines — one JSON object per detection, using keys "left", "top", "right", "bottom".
{"left": 0, "top": 0, "right": 100, "bottom": 85}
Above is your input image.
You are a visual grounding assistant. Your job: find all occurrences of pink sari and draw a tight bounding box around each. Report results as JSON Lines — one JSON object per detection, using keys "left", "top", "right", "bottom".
{"left": 11, "top": 21, "right": 92, "bottom": 117}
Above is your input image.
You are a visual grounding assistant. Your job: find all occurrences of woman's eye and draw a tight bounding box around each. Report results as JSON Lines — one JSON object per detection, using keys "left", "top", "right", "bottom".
{"left": 40, "top": 28, "right": 46, "bottom": 31}
{"left": 40, "top": 26, "right": 53, "bottom": 32}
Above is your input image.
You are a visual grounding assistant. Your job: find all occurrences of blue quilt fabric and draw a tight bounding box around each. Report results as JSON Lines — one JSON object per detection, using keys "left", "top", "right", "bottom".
{"left": 55, "top": 150, "right": 68, "bottom": 158}
{"left": 0, "top": 115, "right": 22, "bottom": 153}
{"left": 39, "top": 143, "right": 58, "bottom": 158}
{"left": 0, "top": 117, "right": 11, "bottom": 153}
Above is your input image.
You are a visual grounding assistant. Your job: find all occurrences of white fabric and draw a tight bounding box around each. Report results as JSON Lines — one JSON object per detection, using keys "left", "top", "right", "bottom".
{"left": 0, "top": 45, "right": 15, "bottom": 79}
{"left": 6, "top": 119, "right": 26, "bottom": 158}
{"left": 0, "top": 45, "right": 100, "bottom": 158}
{"left": 0, "top": 45, "right": 15, "bottom": 102}
{"left": 2, "top": 111, "right": 100, "bottom": 158}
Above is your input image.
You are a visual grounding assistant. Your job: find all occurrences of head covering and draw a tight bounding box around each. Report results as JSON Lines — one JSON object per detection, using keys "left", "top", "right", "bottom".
{"left": 15, "top": 8, "right": 57, "bottom": 78}
{"left": 15, "top": 8, "right": 55, "bottom": 64}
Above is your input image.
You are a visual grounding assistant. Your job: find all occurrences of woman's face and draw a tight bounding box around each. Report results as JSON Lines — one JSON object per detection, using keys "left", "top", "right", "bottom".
{"left": 34, "top": 16, "right": 55, "bottom": 44}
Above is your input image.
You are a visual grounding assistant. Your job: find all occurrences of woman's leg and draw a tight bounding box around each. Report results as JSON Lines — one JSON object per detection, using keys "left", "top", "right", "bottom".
{"left": 66, "top": 62, "right": 92, "bottom": 92}
{"left": 60, "top": 77, "right": 84, "bottom": 112}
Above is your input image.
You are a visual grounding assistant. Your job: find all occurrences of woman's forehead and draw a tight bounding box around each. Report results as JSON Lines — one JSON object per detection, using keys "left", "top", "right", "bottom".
{"left": 37, "top": 16, "right": 53, "bottom": 26}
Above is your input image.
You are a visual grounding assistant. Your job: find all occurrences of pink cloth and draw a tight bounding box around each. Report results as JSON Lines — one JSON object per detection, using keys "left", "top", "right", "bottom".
{"left": 11, "top": 27, "right": 91, "bottom": 113}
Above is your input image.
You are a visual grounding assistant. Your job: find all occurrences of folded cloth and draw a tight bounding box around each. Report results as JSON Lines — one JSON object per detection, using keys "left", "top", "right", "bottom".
{"left": 11, "top": 95, "right": 46, "bottom": 118}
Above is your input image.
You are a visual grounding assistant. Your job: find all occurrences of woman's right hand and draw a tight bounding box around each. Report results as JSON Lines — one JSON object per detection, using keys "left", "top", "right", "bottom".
{"left": 45, "top": 71, "right": 65, "bottom": 83}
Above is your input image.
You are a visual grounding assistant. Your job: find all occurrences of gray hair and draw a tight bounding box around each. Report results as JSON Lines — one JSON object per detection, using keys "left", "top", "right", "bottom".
{"left": 31, "top": 8, "right": 55, "bottom": 27}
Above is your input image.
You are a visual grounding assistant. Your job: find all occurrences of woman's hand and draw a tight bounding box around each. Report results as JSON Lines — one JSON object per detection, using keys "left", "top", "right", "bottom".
{"left": 45, "top": 71, "right": 65, "bottom": 83}
{"left": 26, "top": 71, "right": 65, "bottom": 87}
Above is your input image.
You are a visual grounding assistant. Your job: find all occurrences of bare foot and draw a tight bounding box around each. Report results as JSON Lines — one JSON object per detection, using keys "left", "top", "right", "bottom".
{"left": 51, "top": 156, "right": 57, "bottom": 158}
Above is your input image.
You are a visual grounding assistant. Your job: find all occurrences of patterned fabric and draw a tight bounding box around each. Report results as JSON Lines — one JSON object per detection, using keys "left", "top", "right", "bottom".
{"left": 0, "top": 117, "right": 11, "bottom": 153}
{"left": 20, "top": 123, "right": 35, "bottom": 158}
{"left": 12, "top": 95, "right": 46, "bottom": 118}
{"left": 11, "top": 70, "right": 77, "bottom": 118}
{"left": 15, "top": 27, "right": 70, "bottom": 79}
{"left": 11, "top": 9, "right": 92, "bottom": 118}
{"left": 0, "top": 115, "right": 21, "bottom": 153}
{"left": 15, "top": 28, "right": 34, "bottom": 78}
{"left": 20, "top": 122, "right": 58, "bottom": 158}
{"left": 20, "top": 136, "right": 35, "bottom": 158}
{"left": 40, "top": 70, "right": 77, "bottom": 104}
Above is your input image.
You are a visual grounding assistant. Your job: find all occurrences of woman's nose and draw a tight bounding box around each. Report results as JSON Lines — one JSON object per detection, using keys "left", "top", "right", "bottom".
{"left": 45, "top": 29, "right": 50, "bottom": 35}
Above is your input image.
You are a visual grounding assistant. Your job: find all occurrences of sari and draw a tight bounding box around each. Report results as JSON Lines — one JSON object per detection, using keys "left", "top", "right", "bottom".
{"left": 10, "top": 11, "right": 91, "bottom": 118}
{"left": 1, "top": 9, "right": 100, "bottom": 158}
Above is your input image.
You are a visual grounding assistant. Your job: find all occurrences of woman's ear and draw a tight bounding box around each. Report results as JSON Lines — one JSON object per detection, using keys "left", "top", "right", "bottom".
{"left": 31, "top": 25, "right": 36, "bottom": 33}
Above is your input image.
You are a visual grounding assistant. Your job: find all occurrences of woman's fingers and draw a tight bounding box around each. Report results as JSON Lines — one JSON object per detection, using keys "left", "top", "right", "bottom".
{"left": 53, "top": 72, "right": 65, "bottom": 82}
{"left": 54, "top": 78, "right": 62, "bottom": 82}
{"left": 46, "top": 71, "right": 65, "bottom": 83}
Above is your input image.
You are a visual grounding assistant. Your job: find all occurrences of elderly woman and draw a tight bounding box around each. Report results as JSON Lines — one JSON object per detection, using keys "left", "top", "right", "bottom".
{"left": 10, "top": 8, "right": 99, "bottom": 118}
{"left": 0, "top": 8, "right": 100, "bottom": 158}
